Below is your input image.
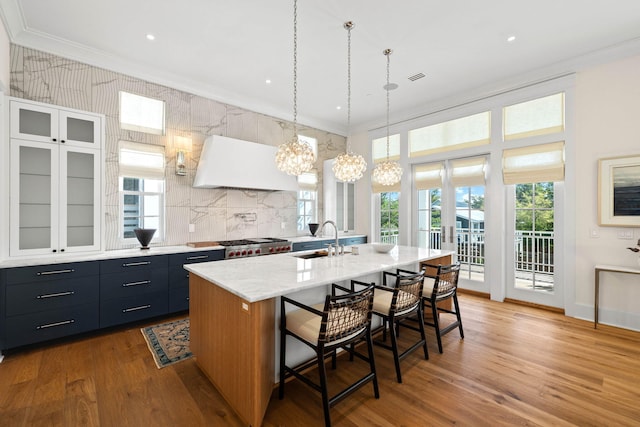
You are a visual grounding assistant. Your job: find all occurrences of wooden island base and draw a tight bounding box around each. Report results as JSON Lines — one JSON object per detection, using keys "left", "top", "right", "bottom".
{"left": 190, "top": 273, "right": 275, "bottom": 427}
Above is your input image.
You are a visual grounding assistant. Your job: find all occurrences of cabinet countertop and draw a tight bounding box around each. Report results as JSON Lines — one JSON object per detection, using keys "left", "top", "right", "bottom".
{"left": 0, "top": 235, "right": 367, "bottom": 269}
{"left": 185, "top": 244, "right": 454, "bottom": 303}
{"left": 0, "top": 245, "right": 224, "bottom": 269}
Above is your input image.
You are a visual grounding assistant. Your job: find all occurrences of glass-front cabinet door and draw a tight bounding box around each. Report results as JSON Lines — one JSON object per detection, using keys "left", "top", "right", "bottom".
{"left": 10, "top": 139, "right": 59, "bottom": 255}
{"left": 60, "top": 146, "right": 101, "bottom": 252}
{"left": 10, "top": 100, "right": 100, "bottom": 148}
{"left": 10, "top": 139, "right": 101, "bottom": 256}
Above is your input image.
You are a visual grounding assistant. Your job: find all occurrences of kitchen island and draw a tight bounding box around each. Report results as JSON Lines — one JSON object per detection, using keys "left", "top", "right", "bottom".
{"left": 185, "top": 244, "right": 454, "bottom": 427}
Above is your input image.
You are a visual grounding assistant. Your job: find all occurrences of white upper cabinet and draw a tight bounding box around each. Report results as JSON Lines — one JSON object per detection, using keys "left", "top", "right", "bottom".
{"left": 9, "top": 98, "right": 104, "bottom": 256}
{"left": 10, "top": 99, "right": 101, "bottom": 148}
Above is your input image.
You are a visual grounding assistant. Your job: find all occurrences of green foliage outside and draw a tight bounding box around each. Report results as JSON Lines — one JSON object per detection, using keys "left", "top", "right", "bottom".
{"left": 515, "top": 182, "right": 554, "bottom": 232}
{"left": 380, "top": 192, "right": 399, "bottom": 235}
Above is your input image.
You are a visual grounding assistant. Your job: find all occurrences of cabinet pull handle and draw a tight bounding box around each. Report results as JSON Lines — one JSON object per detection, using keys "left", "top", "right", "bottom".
{"left": 186, "top": 273, "right": 190, "bottom": 278}
{"left": 122, "top": 261, "right": 151, "bottom": 267}
{"left": 37, "top": 269, "right": 75, "bottom": 276}
{"left": 36, "top": 291, "right": 75, "bottom": 299}
{"left": 186, "top": 255, "right": 209, "bottom": 260}
{"left": 122, "top": 304, "right": 151, "bottom": 313}
{"left": 36, "top": 319, "right": 75, "bottom": 330}
{"left": 122, "top": 280, "right": 151, "bottom": 288}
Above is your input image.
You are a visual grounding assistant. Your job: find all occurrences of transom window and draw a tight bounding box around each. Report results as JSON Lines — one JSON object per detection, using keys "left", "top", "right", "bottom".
{"left": 119, "top": 91, "right": 165, "bottom": 135}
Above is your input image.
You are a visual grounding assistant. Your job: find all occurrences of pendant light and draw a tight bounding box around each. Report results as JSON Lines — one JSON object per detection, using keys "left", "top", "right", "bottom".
{"left": 332, "top": 21, "right": 367, "bottom": 182}
{"left": 275, "top": 0, "right": 316, "bottom": 176}
{"left": 372, "top": 48, "right": 403, "bottom": 186}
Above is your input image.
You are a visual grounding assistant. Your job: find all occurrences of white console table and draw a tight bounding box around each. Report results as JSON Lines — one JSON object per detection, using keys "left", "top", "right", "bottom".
{"left": 594, "top": 264, "right": 640, "bottom": 328}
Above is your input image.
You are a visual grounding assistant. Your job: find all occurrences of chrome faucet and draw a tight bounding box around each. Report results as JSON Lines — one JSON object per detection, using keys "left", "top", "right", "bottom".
{"left": 320, "top": 220, "right": 340, "bottom": 256}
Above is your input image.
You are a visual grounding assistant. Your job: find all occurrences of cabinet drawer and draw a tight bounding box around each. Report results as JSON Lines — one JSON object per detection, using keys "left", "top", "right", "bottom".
{"left": 169, "top": 267, "right": 190, "bottom": 289}
{"left": 5, "top": 304, "right": 99, "bottom": 349}
{"left": 100, "top": 255, "right": 168, "bottom": 274}
{"left": 169, "top": 250, "right": 224, "bottom": 266}
{"left": 169, "top": 286, "right": 189, "bottom": 313}
{"left": 6, "top": 261, "right": 99, "bottom": 285}
{"left": 100, "top": 269, "right": 168, "bottom": 300}
{"left": 100, "top": 292, "right": 168, "bottom": 328}
{"left": 6, "top": 277, "right": 99, "bottom": 316}
{"left": 340, "top": 236, "right": 367, "bottom": 246}
{"left": 292, "top": 241, "right": 326, "bottom": 252}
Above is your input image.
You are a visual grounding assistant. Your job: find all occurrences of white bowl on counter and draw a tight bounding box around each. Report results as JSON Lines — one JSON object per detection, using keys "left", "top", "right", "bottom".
{"left": 372, "top": 242, "right": 396, "bottom": 253}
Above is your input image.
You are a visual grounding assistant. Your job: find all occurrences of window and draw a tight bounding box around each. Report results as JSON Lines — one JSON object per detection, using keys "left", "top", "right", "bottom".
{"left": 119, "top": 91, "right": 165, "bottom": 135}
{"left": 503, "top": 92, "right": 564, "bottom": 140}
{"left": 297, "top": 171, "right": 318, "bottom": 233}
{"left": 118, "top": 141, "right": 165, "bottom": 242}
{"left": 373, "top": 134, "right": 401, "bottom": 162}
{"left": 121, "top": 177, "right": 165, "bottom": 240}
{"left": 409, "top": 111, "right": 490, "bottom": 157}
{"left": 380, "top": 192, "right": 399, "bottom": 244}
{"left": 296, "top": 136, "right": 318, "bottom": 234}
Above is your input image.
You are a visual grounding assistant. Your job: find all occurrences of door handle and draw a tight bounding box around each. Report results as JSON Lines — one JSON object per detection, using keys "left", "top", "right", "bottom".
{"left": 450, "top": 226, "right": 454, "bottom": 243}
{"left": 441, "top": 226, "right": 446, "bottom": 243}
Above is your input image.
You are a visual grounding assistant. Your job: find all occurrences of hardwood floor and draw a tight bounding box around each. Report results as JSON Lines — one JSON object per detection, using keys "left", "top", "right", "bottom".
{"left": 1, "top": 294, "right": 639, "bottom": 426}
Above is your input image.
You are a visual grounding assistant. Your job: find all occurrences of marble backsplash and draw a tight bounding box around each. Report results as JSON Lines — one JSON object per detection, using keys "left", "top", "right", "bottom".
{"left": 9, "top": 45, "right": 346, "bottom": 249}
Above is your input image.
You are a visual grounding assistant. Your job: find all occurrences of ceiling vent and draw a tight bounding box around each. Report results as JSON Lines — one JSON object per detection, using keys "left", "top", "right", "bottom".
{"left": 408, "top": 72, "right": 426, "bottom": 82}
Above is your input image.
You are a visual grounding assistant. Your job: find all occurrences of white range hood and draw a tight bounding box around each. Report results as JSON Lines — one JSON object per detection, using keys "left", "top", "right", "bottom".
{"left": 193, "top": 135, "right": 298, "bottom": 191}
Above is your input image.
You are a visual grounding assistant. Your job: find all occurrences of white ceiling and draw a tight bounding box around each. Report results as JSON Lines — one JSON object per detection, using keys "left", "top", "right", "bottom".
{"left": 2, "top": 0, "right": 640, "bottom": 135}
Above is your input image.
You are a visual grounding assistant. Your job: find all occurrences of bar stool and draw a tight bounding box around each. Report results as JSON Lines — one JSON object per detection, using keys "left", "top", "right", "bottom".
{"left": 354, "top": 270, "right": 428, "bottom": 383}
{"left": 399, "top": 262, "right": 463, "bottom": 353}
{"left": 279, "top": 284, "right": 379, "bottom": 427}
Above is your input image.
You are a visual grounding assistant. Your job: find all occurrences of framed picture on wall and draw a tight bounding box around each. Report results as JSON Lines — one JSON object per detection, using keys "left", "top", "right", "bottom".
{"left": 598, "top": 154, "right": 640, "bottom": 226}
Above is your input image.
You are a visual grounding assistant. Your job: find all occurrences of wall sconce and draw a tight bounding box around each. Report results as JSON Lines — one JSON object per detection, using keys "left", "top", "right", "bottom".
{"left": 174, "top": 136, "right": 192, "bottom": 176}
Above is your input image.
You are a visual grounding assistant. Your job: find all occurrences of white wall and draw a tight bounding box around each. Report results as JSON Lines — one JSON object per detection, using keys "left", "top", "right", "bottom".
{"left": 0, "top": 16, "right": 9, "bottom": 90}
{"left": 574, "top": 55, "right": 640, "bottom": 330}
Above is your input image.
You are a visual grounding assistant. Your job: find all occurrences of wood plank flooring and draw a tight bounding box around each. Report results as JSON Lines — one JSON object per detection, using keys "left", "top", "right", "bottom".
{"left": 1, "top": 294, "right": 639, "bottom": 426}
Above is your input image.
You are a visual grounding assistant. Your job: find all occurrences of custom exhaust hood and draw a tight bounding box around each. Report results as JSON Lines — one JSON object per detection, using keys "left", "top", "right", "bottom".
{"left": 193, "top": 135, "right": 298, "bottom": 191}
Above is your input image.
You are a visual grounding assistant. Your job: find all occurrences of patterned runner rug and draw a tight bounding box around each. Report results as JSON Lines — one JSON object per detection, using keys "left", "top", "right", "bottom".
{"left": 141, "top": 318, "right": 192, "bottom": 368}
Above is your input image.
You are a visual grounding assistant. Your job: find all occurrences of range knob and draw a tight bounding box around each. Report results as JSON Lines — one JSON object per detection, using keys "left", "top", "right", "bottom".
{"left": 241, "top": 250, "right": 247, "bottom": 256}
{"left": 228, "top": 252, "right": 235, "bottom": 257}
{"left": 248, "top": 249, "right": 253, "bottom": 255}
{"left": 269, "top": 247, "right": 275, "bottom": 253}
{"left": 255, "top": 248, "right": 261, "bottom": 254}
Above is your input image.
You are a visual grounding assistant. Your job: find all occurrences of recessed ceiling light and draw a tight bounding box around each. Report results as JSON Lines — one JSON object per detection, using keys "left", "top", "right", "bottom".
{"left": 265, "top": 79, "right": 272, "bottom": 84}
{"left": 507, "top": 35, "right": 516, "bottom": 42}
{"left": 146, "top": 34, "right": 155, "bottom": 41}
{"left": 336, "top": 106, "right": 342, "bottom": 110}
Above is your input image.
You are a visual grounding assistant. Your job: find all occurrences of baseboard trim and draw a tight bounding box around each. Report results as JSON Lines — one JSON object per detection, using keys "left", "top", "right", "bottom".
{"left": 503, "top": 298, "right": 565, "bottom": 314}
{"left": 458, "top": 288, "right": 490, "bottom": 298}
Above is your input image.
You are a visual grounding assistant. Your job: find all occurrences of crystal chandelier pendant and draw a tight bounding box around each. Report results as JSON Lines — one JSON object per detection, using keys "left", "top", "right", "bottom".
{"left": 275, "top": 0, "right": 315, "bottom": 176}
{"left": 372, "top": 159, "right": 403, "bottom": 186}
{"left": 372, "top": 48, "right": 402, "bottom": 187}
{"left": 275, "top": 135, "right": 315, "bottom": 176}
{"left": 333, "top": 150, "right": 367, "bottom": 182}
{"left": 332, "top": 21, "right": 367, "bottom": 183}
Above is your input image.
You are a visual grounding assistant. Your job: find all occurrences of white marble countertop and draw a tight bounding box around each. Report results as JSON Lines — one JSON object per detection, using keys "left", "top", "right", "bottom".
{"left": 185, "top": 244, "right": 454, "bottom": 303}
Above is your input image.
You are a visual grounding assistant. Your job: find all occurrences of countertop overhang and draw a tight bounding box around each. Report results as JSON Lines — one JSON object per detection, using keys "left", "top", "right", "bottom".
{"left": 185, "top": 244, "right": 454, "bottom": 303}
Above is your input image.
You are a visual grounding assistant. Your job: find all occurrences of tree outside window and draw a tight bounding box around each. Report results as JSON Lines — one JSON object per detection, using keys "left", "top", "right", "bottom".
{"left": 380, "top": 192, "right": 399, "bottom": 243}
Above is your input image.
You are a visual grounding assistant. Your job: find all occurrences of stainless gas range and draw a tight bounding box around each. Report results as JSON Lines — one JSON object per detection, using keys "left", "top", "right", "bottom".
{"left": 217, "top": 238, "right": 292, "bottom": 259}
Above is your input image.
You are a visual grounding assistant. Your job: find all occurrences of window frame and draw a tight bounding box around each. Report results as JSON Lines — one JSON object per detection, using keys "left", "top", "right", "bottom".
{"left": 119, "top": 176, "right": 166, "bottom": 243}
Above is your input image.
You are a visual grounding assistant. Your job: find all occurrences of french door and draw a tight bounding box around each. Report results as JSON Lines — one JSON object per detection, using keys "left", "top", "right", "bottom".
{"left": 415, "top": 157, "right": 487, "bottom": 287}
{"left": 505, "top": 181, "right": 563, "bottom": 308}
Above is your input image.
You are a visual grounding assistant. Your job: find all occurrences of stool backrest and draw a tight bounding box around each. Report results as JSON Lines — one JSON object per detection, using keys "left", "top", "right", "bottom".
{"left": 432, "top": 262, "right": 461, "bottom": 299}
{"left": 319, "top": 285, "right": 374, "bottom": 345}
{"left": 392, "top": 272, "right": 425, "bottom": 314}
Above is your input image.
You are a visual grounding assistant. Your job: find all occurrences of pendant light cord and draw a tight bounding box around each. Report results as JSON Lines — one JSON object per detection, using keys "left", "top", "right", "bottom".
{"left": 292, "top": 0, "right": 298, "bottom": 136}
{"left": 346, "top": 22, "right": 352, "bottom": 153}
{"left": 385, "top": 49, "right": 392, "bottom": 160}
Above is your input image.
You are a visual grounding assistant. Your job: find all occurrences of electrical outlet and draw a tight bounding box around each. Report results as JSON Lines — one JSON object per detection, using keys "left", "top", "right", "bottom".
{"left": 188, "top": 223, "right": 195, "bottom": 233}
{"left": 281, "top": 222, "right": 286, "bottom": 230}
{"left": 589, "top": 228, "right": 599, "bottom": 238}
